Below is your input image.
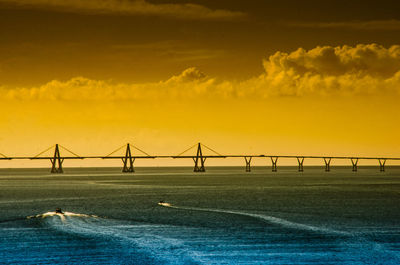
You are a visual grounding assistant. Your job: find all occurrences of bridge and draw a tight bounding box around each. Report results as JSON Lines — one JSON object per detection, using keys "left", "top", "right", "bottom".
{"left": 1, "top": 143, "right": 399, "bottom": 173}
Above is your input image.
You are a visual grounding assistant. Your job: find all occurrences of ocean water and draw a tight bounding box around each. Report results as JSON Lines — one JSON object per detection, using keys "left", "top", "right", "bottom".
{"left": 0, "top": 166, "right": 399, "bottom": 264}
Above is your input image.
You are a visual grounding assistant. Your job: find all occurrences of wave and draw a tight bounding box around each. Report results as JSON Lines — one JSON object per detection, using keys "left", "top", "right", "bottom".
{"left": 29, "top": 211, "right": 201, "bottom": 264}
{"left": 159, "top": 203, "right": 350, "bottom": 236}
{"left": 159, "top": 203, "right": 400, "bottom": 263}
{"left": 27, "top": 211, "right": 98, "bottom": 222}
{"left": 23, "top": 207, "right": 400, "bottom": 264}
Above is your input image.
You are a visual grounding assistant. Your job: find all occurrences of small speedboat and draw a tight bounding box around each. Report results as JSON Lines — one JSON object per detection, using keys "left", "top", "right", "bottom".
{"left": 158, "top": 201, "right": 171, "bottom": 207}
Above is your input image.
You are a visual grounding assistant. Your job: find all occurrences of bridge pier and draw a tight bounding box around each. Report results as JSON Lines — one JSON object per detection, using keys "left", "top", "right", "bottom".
{"left": 297, "top": 157, "right": 304, "bottom": 172}
{"left": 244, "top": 157, "right": 252, "bottom": 172}
{"left": 193, "top": 143, "right": 206, "bottom": 172}
{"left": 324, "top": 158, "right": 331, "bottom": 172}
{"left": 351, "top": 158, "right": 358, "bottom": 172}
{"left": 122, "top": 144, "right": 135, "bottom": 173}
{"left": 271, "top": 157, "right": 278, "bottom": 172}
{"left": 50, "top": 144, "right": 64, "bottom": 174}
{"left": 379, "top": 159, "right": 386, "bottom": 172}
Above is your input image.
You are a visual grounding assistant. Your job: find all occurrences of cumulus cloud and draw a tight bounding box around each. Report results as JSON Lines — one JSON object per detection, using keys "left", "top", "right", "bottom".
{"left": 2, "top": 44, "right": 400, "bottom": 101}
{"left": 166, "top": 67, "right": 207, "bottom": 83}
{"left": 0, "top": 0, "right": 245, "bottom": 20}
{"left": 253, "top": 44, "right": 400, "bottom": 96}
{"left": 1, "top": 68, "right": 217, "bottom": 101}
{"left": 288, "top": 20, "right": 400, "bottom": 31}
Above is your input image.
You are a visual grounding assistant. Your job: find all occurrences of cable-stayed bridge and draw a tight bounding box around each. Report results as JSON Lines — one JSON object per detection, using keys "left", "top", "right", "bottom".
{"left": 0, "top": 143, "right": 399, "bottom": 173}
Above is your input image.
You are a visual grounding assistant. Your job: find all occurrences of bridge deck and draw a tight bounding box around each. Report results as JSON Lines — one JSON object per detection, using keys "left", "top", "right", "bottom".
{"left": 1, "top": 155, "right": 400, "bottom": 160}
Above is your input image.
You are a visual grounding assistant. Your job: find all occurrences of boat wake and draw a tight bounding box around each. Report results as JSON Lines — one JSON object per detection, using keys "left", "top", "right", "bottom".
{"left": 159, "top": 202, "right": 350, "bottom": 236}
{"left": 159, "top": 202, "right": 400, "bottom": 263}
{"left": 21, "top": 206, "right": 400, "bottom": 264}
{"left": 27, "top": 210, "right": 201, "bottom": 264}
{"left": 27, "top": 211, "right": 98, "bottom": 222}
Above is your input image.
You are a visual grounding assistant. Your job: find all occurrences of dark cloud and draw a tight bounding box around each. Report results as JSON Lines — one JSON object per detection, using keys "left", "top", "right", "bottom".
{"left": 288, "top": 20, "right": 400, "bottom": 31}
{"left": 0, "top": 0, "right": 245, "bottom": 20}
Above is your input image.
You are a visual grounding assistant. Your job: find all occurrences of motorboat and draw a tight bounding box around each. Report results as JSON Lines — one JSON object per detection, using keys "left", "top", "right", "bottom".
{"left": 158, "top": 201, "right": 171, "bottom": 207}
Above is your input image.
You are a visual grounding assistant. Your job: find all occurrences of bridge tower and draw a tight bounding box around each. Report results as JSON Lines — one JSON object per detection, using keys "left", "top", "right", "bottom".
{"left": 122, "top": 144, "right": 135, "bottom": 173}
{"left": 50, "top": 144, "right": 64, "bottom": 174}
{"left": 379, "top": 159, "right": 386, "bottom": 172}
{"left": 297, "top": 157, "right": 304, "bottom": 172}
{"left": 271, "top": 157, "right": 278, "bottom": 172}
{"left": 324, "top": 158, "right": 332, "bottom": 172}
{"left": 193, "top": 143, "right": 206, "bottom": 172}
{"left": 244, "top": 157, "right": 252, "bottom": 172}
{"left": 351, "top": 158, "right": 358, "bottom": 172}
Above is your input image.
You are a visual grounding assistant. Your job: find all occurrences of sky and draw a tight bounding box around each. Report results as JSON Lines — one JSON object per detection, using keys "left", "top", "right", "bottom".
{"left": 1, "top": 0, "right": 400, "bottom": 167}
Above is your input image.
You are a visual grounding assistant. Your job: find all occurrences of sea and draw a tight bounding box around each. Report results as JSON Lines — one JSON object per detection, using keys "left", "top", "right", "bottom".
{"left": 0, "top": 166, "right": 399, "bottom": 264}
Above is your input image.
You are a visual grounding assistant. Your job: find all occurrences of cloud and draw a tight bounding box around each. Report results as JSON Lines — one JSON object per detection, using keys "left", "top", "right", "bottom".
{"left": 2, "top": 44, "right": 400, "bottom": 101}
{"left": 0, "top": 0, "right": 245, "bottom": 20}
{"left": 1, "top": 68, "right": 217, "bottom": 101}
{"left": 253, "top": 44, "right": 400, "bottom": 96}
{"left": 112, "top": 41, "right": 226, "bottom": 62}
{"left": 288, "top": 20, "right": 400, "bottom": 31}
{"left": 166, "top": 67, "right": 207, "bottom": 83}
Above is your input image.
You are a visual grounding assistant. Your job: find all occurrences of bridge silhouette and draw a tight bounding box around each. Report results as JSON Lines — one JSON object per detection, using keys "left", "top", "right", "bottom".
{"left": 0, "top": 143, "right": 399, "bottom": 173}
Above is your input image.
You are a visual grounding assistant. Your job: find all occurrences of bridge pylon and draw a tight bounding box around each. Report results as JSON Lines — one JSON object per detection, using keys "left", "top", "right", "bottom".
{"left": 244, "top": 157, "right": 252, "bottom": 172}
{"left": 297, "top": 157, "right": 304, "bottom": 172}
{"left": 271, "top": 157, "right": 278, "bottom": 172}
{"left": 51, "top": 144, "right": 64, "bottom": 174}
{"left": 379, "top": 159, "right": 386, "bottom": 172}
{"left": 351, "top": 158, "right": 358, "bottom": 172}
{"left": 122, "top": 144, "right": 135, "bottom": 173}
{"left": 324, "top": 158, "right": 331, "bottom": 172}
{"left": 193, "top": 143, "right": 206, "bottom": 172}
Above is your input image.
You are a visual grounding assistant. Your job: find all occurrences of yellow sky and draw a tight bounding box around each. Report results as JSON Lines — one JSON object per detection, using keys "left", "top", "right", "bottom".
{"left": 2, "top": 45, "right": 400, "bottom": 167}
{"left": 2, "top": 94, "right": 399, "bottom": 167}
{"left": 1, "top": 2, "right": 400, "bottom": 167}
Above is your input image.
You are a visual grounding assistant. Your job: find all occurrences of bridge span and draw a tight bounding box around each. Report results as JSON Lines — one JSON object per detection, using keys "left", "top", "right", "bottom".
{"left": 1, "top": 143, "right": 399, "bottom": 173}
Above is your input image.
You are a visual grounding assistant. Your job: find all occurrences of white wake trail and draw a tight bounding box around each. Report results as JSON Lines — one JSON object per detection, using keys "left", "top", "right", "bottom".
{"left": 31, "top": 211, "right": 201, "bottom": 264}
{"left": 27, "top": 211, "right": 98, "bottom": 222}
{"left": 159, "top": 203, "right": 351, "bottom": 236}
{"left": 160, "top": 203, "right": 400, "bottom": 262}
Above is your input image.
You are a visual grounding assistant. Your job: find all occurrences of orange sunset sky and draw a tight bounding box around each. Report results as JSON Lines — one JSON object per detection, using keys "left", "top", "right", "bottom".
{"left": 1, "top": 0, "right": 400, "bottom": 167}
